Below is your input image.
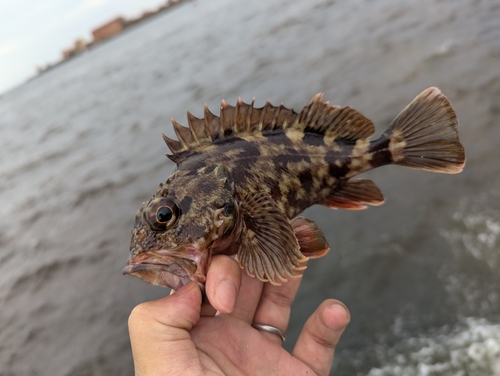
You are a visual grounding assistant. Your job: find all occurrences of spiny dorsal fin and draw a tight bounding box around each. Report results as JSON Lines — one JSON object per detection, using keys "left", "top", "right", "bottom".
{"left": 164, "top": 94, "right": 374, "bottom": 163}
{"left": 165, "top": 98, "right": 298, "bottom": 162}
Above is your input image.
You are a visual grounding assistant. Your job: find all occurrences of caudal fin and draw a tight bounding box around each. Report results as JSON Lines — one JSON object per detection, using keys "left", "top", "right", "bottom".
{"left": 382, "top": 87, "right": 465, "bottom": 174}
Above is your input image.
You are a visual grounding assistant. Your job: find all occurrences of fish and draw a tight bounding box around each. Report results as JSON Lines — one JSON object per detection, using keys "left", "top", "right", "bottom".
{"left": 122, "top": 87, "right": 465, "bottom": 290}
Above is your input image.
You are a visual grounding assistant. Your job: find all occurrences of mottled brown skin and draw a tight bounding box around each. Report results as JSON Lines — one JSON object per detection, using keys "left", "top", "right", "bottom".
{"left": 123, "top": 88, "right": 465, "bottom": 289}
{"left": 178, "top": 131, "right": 386, "bottom": 219}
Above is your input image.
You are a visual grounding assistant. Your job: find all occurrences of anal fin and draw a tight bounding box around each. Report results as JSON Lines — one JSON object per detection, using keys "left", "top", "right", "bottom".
{"left": 320, "top": 178, "right": 385, "bottom": 210}
{"left": 291, "top": 217, "right": 330, "bottom": 259}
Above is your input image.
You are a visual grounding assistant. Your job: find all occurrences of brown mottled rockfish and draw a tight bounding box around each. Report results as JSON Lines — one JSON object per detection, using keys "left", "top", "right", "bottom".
{"left": 123, "top": 87, "right": 465, "bottom": 290}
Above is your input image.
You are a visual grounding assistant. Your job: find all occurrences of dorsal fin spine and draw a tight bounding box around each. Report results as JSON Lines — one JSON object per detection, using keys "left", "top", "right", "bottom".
{"left": 234, "top": 98, "right": 240, "bottom": 133}
{"left": 258, "top": 101, "right": 266, "bottom": 131}
{"left": 162, "top": 133, "right": 182, "bottom": 163}
{"left": 220, "top": 99, "right": 234, "bottom": 136}
{"left": 186, "top": 111, "right": 203, "bottom": 146}
{"left": 171, "top": 118, "right": 193, "bottom": 148}
{"left": 258, "top": 101, "right": 270, "bottom": 131}
{"left": 245, "top": 98, "right": 255, "bottom": 132}
{"left": 234, "top": 98, "right": 243, "bottom": 133}
{"left": 204, "top": 104, "right": 221, "bottom": 140}
{"left": 270, "top": 104, "right": 283, "bottom": 130}
{"left": 283, "top": 109, "right": 296, "bottom": 129}
{"left": 220, "top": 100, "right": 226, "bottom": 135}
{"left": 162, "top": 133, "right": 183, "bottom": 154}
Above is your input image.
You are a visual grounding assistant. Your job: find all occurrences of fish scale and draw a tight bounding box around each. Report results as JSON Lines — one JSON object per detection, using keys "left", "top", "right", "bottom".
{"left": 123, "top": 87, "right": 465, "bottom": 288}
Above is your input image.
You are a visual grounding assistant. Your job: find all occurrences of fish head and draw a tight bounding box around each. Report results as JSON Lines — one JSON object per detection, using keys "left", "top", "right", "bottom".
{"left": 122, "top": 165, "right": 241, "bottom": 290}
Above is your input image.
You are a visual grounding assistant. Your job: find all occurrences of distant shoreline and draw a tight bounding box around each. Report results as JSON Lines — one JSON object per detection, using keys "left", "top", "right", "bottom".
{"left": 33, "top": 0, "right": 187, "bottom": 80}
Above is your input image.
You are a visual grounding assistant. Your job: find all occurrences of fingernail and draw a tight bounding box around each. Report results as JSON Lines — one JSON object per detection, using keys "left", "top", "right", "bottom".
{"left": 173, "top": 281, "right": 197, "bottom": 296}
{"left": 215, "top": 279, "right": 237, "bottom": 313}
{"left": 327, "top": 302, "right": 350, "bottom": 324}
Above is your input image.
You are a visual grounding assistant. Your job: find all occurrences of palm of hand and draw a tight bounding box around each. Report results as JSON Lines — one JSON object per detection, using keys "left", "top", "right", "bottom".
{"left": 192, "top": 315, "right": 301, "bottom": 375}
{"left": 129, "top": 256, "right": 349, "bottom": 376}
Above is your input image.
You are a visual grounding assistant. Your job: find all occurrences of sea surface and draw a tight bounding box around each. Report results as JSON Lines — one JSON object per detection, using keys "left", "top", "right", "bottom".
{"left": 1, "top": 0, "right": 500, "bottom": 375}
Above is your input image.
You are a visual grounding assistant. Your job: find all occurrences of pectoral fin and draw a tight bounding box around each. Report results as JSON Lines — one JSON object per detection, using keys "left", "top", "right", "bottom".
{"left": 320, "top": 178, "right": 385, "bottom": 210}
{"left": 238, "top": 191, "right": 307, "bottom": 285}
{"left": 291, "top": 217, "right": 330, "bottom": 259}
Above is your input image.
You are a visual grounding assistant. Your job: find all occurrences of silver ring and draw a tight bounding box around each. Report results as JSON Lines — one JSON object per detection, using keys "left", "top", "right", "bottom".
{"left": 251, "top": 323, "right": 286, "bottom": 342}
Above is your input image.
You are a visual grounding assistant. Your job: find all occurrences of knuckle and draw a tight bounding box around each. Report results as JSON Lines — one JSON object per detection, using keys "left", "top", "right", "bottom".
{"left": 306, "top": 326, "right": 337, "bottom": 349}
{"left": 128, "top": 303, "right": 153, "bottom": 326}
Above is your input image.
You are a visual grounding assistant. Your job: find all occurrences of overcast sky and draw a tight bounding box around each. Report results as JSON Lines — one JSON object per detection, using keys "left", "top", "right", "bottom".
{"left": 0, "top": 0, "right": 168, "bottom": 94}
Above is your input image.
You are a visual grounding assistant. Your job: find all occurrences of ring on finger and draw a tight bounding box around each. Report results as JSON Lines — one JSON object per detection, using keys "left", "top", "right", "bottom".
{"left": 251, "top": 323, "right": 286, "bottom": 342}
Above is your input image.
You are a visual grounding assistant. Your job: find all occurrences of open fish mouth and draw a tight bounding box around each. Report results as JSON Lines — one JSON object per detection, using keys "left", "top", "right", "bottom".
{"left": 122, "top": 251, "right": 198, "bottom": 290}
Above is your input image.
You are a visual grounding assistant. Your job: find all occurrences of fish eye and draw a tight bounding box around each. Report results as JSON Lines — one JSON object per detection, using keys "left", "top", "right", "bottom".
{"left": 144, "top": 199, "right": 179, "bottom": 231}
{"left": 156, "top": 206, "right": 173, "bottom": 223}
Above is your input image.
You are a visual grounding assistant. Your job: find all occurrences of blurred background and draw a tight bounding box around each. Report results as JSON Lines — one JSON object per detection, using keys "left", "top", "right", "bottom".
{"left": 1, "top": 0, "right": 499, "bottom": 375}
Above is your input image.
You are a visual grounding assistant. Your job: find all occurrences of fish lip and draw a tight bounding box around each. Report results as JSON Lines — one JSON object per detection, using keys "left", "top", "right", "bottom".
{"left": 122, "top": 249, "right": 205, "bottom": 290}
{"left": 122, "top": 262, "right": 191, "bottom": 278}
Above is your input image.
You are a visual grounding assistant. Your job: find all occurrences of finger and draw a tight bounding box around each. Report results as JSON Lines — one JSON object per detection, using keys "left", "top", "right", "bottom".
{"left": 204, "top": 255, "right": 242, "bottom": 314}
{"left": 252, "top": 261, "right": 307, "bottom": 345}
{"left": 128, "top": 282, "right": 202, "bottom": 374}
{"left": 292, "top": 299, "right": 350, "bottom": 376}
{"left": 230, "top": 270, "right": 264, "bottom": 323}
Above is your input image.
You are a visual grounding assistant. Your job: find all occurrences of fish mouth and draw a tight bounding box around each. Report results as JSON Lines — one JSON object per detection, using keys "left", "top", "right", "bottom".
{"left": 122, "top": 250, "right": 202, "bottom": 290}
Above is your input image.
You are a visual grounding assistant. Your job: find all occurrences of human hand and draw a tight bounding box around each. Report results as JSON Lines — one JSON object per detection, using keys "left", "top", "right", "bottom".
{"left": 128, "top": 255, "right": 350, "bottom": 376}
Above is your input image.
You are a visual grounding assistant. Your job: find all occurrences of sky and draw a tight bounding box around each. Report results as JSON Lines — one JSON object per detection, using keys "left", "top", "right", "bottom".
{"left": 0, "top": 0, "right": 167, "bottom": 94}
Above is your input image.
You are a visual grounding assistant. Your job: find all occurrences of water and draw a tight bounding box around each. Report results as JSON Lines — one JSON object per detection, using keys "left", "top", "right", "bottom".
{"left": 1, "top": 0, "right": 499, "bottom": 374}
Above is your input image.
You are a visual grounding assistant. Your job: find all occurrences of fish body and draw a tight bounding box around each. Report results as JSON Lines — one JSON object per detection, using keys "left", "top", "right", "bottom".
{"left": 123, "top": 88, "right": 465, "bottom": 289}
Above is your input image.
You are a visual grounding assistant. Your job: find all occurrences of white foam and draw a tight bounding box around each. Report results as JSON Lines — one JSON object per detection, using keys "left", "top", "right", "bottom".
{"left": 442, "top": 190, "right": 500, "bottom": 269}
{"left": 367, "top": 318, "right": 500, "bottom": 376}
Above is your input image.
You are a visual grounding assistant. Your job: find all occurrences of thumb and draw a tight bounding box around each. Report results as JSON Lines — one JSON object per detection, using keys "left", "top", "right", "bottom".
{"left": 128, "top": 282, "right": 202, "bottom": 375}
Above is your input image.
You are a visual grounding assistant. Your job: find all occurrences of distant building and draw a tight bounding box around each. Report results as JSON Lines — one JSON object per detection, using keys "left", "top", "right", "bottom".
{"left": 92, "top": 17, "right": 125, "bottom": 43}
{"left": 38, "top": 2, "right": 187, "bottom": 79}
{"left": 62, "top": 38, "right": 88, "bottom": 59}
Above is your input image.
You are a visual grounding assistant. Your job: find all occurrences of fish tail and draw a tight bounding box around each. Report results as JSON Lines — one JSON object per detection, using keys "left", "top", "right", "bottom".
{"left": 375, "top": 87, "right": 465, "bottom": 174}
